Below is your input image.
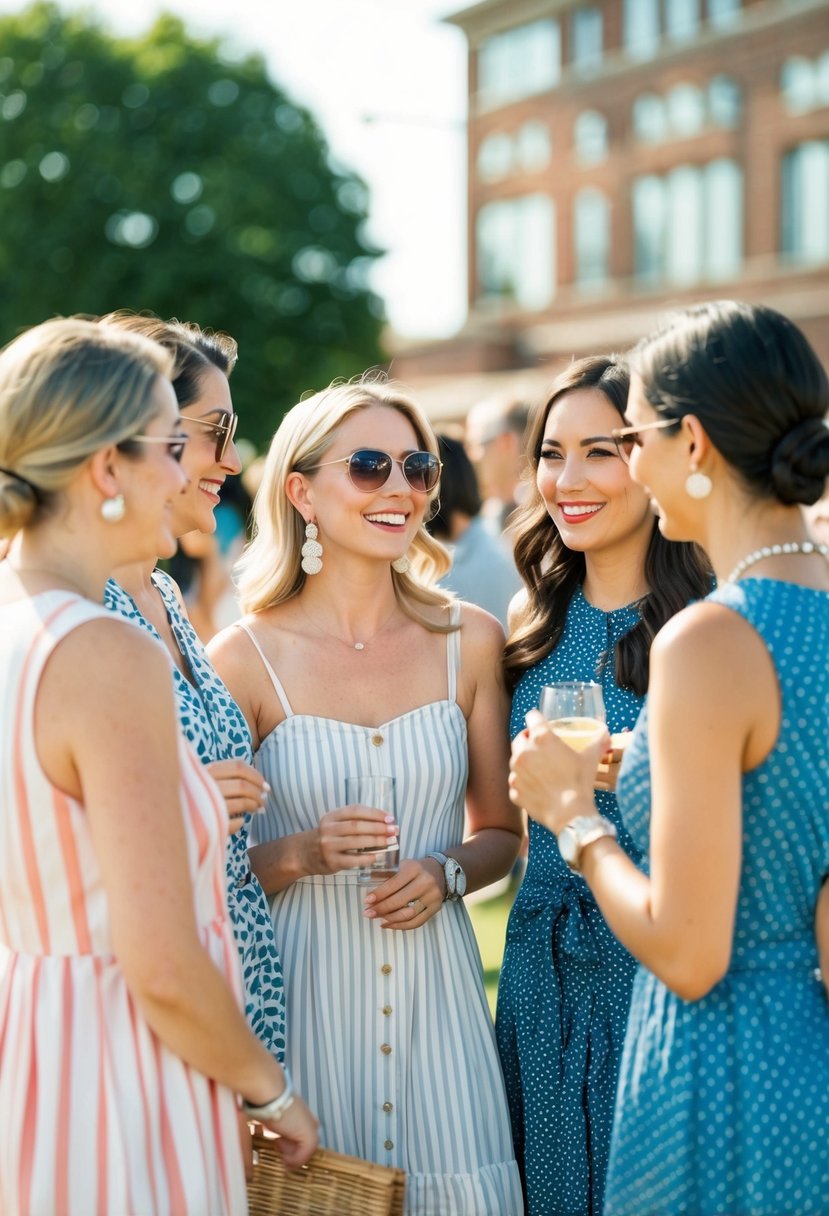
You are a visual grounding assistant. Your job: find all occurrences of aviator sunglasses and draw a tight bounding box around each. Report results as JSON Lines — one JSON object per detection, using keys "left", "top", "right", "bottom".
{"left": 124, "top": 433, "right": 190, "bottom": 462}
{"left": 610, "top": 417, "right": 679, "bottom": 465}
{"left": 180, "top": 410, "right": 239, "bottom": 463}
{"left": 306, "top": 447, "right": 442, "bottom": 494}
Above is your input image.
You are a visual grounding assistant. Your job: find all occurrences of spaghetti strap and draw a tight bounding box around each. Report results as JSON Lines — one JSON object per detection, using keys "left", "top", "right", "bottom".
{"left": 446, "top": 601, "right": 461, "bottom": 703}
{"left": 235, "top": 621, "right": 294, "bottom": 718}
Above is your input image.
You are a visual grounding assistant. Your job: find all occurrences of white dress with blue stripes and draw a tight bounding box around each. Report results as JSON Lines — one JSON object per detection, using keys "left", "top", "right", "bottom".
{"left": 245, "top": 612, "right": 523, "bottom": 1215}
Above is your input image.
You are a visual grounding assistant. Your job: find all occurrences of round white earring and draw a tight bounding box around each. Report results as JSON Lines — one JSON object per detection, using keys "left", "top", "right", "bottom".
{"left": 100, "top": 493, "right": 126, "bottom": 523}
{"left": 391, "top": 554, "right": 411, "bottom": 574}
{"left": 301, "top": 520, "right": 323, "bottom": 575}
{"left": 685, "top": 469, "right": 712, "bottom": 500}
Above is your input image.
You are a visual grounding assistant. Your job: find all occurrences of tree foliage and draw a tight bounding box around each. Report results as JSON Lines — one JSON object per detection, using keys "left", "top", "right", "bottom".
{"left": 0, "top": 2, "right": 385, "bottom": 447}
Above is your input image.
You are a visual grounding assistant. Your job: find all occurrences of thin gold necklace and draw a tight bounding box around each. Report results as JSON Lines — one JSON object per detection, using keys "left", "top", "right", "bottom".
{"left": 298, "top": 600, "right": 399, "bottom": 652}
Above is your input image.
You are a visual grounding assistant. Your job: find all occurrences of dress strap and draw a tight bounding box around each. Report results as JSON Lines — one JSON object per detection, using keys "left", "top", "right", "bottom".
{"left": 234, "top": 621, "right": 294, "bottom": 718}
{"left": 446, "top": 600, "right": 461, "bottom": 703}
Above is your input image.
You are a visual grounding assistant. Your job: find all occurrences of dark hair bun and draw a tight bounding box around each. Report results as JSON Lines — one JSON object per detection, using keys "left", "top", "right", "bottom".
{"left": 770, "top": 418, "right": 829, "bottom": 506}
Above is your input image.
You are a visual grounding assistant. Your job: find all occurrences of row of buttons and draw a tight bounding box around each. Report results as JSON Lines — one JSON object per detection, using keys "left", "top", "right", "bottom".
{"left": 380, "top": 960, "right": 394, "bottom": 1150}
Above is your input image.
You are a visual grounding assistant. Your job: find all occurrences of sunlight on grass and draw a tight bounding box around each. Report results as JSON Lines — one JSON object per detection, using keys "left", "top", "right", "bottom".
{"left": 468, "top": 881, "right": 518, "bottom": 1019}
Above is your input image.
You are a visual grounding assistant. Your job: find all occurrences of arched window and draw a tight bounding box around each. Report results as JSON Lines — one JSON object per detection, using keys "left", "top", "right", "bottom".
{"left": 574, "top": 110, "right": 608, "bottom": 164}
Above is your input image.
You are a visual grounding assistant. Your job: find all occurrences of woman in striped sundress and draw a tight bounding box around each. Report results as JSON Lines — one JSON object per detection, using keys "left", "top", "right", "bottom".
{"left": 0, "top": 317, "right": 317, "bottom": 1216}
{"left": 210, "top": 378, "right": 525, "bottom": 1215}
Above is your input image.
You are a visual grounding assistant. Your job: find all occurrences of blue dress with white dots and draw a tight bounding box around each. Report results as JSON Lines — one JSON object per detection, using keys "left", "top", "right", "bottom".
{"left": 606, "top": 579, "right": 829, "bottom": 1216}
{"left": 496, "top": 587, "right": 645, "bottom": 1216}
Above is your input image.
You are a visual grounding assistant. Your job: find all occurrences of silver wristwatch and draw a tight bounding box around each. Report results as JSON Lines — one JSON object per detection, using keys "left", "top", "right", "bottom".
{"left": 427, "top": 851, "right": 467, "bottom": 901}
{"left": 557, "top": 815, "right": 617, "bottom": 873}
{"left": 241, "top": 1068, "right": 295, "bottom": 1122}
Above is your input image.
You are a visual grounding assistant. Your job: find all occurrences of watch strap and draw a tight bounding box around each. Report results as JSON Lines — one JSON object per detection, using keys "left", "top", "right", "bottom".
{"left": 242, "top": 1068, "right": 295, "bottom": 1122}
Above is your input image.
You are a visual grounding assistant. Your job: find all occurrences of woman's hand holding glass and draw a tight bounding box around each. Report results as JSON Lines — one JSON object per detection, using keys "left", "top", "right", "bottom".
{"left": 362, "top": 857, "right": 445, "bottom": 929}
{"left": 510, "top": 709, "right": 610, "bottom": 834}
{"left": 313, "top": 806, "right": 399, "bottom": 876}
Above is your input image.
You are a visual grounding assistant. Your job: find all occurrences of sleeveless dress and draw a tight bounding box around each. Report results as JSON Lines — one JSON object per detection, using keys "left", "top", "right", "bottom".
{"left": 496, "top": 587, "right": 644, "bottom": 1216}
{"left": 105, "top": 571, "right": 287, "bottom": 1062}
{"left": 0, "top": 591, "right": 246, "bottom": 1215}
{"left": 244, "top": 611, "right": 524, "bottom": 1216}
{"left": 606, "top": 579, "right": 829, "bottom": 1215}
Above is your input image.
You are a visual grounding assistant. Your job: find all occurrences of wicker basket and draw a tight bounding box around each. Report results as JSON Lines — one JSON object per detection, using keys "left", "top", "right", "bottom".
{"left": 247, "top": 1129, "right": 406, "bottom": 1216}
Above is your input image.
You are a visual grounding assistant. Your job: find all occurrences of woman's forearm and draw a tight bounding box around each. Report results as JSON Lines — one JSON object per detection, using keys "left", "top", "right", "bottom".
{"left": 248, "top": 830, "right": 318, "bottom": 894}
{"left": 448, "top": 826, "right": 522, "bottom": 897}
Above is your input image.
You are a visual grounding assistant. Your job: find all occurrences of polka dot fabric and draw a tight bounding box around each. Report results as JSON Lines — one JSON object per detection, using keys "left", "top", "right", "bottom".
{"left": 105, "top": 572, "right": 287, "bottom": 1063}
{"left": 496, "top": 587, "right": 645, "bottom": 1216}
{"left": 607, "top": 579, "right": 829, "bottom": 1216}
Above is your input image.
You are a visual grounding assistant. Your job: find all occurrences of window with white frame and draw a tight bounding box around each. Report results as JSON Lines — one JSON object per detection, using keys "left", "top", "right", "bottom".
{"left": 571, "top": 8, "right": 603, "bottom": 71}
{"left": 574, "top": 188, "right": 610, "bottom": 286}
{"left": 632, "top": 93, "right": 668, "bottom": 143}
{"left": 708, "top": 0, "right": 740, "bottom": 29}
{"left": 476, "top": 194, "right": 555, "bottom": 310}
{"left": 477, "top": 133, "right": 513, "bottom": 182}
{"left": 574, "top": 110, "right": 608, "bottom": 164}
{"left": 516, "top": 121, "right": 552, "bottom": 172}
{"left": 632, "top": 159, "right": 743, "bottom": 285}
{"left": 665, "top": 0, "right": 700, "bottom": 43}
{"left": 782, "top": 141, "right": 829, "bottom": 263}
{"left": 477, "top": 20, "right": 561, "bottom": 108}
{"left": 624, "top": 0, "right": 660, "bottom": 59}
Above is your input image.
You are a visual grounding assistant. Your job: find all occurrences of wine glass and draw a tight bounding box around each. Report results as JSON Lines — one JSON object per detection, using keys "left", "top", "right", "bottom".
{"left": 538, "top": 682, "right": 606, "bottom": 751}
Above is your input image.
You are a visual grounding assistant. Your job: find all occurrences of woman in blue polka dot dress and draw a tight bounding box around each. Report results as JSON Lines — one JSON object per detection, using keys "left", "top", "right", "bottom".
{"left": 496, "top": 356, "right": 710, "bottom": 1216}
{"left": 511, "top": 302, "right": 829, "bottom": 1215}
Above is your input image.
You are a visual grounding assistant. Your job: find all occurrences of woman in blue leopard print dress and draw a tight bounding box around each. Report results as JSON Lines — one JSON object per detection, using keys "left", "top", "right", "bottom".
{"left": 103, "top": 313, "right": 286, "bottom": 1063}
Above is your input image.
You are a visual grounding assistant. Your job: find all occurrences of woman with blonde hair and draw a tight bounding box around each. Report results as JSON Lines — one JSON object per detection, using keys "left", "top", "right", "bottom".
{"left": 210, "top": 377, "right": 524, "bottom": 1214}
{"left": 0, "top": 317, "right": 317, "bottom": 1216}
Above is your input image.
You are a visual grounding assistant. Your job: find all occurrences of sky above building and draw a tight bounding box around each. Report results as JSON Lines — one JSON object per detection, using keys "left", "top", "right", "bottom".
{"left": 0, "top": 0, "right": 472, "bottom": 339}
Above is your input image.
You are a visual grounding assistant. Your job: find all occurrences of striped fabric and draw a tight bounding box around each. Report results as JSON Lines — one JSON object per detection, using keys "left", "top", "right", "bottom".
{"left": 246, "top": 611, "right": 524, "bottom": 1215}
{"left": 0, "top": 592, "right": 247, "bottom": 1216}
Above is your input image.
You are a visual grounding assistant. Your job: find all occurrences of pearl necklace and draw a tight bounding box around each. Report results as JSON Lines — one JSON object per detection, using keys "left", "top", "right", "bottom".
{"left": 727, "top": 540, "right": 829, "bottom": 584}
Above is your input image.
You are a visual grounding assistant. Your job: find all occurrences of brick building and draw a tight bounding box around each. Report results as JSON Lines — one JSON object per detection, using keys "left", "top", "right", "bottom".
{"left": 391, "top": 0, "right": 829, "bottom": 421}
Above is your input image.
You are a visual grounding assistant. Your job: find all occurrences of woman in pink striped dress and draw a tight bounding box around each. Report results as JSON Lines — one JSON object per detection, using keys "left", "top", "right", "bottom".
{"left": 0, "top": 318, "right": 317, "bottom": 1216}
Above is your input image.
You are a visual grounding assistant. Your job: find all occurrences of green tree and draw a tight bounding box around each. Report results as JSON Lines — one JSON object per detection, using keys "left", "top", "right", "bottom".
{"left": 0, "top": 2, "right": 385, "bottom": 447}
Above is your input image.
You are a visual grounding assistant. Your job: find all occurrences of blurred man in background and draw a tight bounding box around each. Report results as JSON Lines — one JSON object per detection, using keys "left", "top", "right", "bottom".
{"left": 464, "top": 396, "right": 531, "bottom": 535}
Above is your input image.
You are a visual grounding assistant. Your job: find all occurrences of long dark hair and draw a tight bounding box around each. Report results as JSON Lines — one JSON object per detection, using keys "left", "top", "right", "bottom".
{"left": 504, "top": 355, "right": 712, "bottom": 695}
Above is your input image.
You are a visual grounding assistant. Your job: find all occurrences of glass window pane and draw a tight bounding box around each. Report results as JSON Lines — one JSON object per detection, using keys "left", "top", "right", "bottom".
{"left": 624, "top": 0, "right": 660, "bottom": 59}
{"left": 708, "top": 75, "right": 742, "bottom": 128}
{"left": 574, "top": 188, "right": 610, "bottom": 286}
{"left": 667, "top": 83, "right": 706, "bottom": 137}
{"left": 708, "top": 0, "right": 740, "bottom": 30}
{"left": 781, "top": 57, "right": 816, "bottom": 115}
{"left": 666, "top": 0, "right": 700, "bottom": 43}
{"left": 516, "top": 121, "right": 551, "bottom": 171}
{"left": 571, "top": 8, "right": 603, "bottom": 71}
{"left": 782, "top": 141, "right": 829, "bottom": 262}
{"left": 704, "top": 158, "right": 743, "bottom": 278}
{"left": 574, "top": 110, "right": 608, "bottom": 164}
{"left": 478, "top": 20, "right": 561, "bottom": 107}
{"left": 633, "top": 93, "right": 668, "bottom": 143}
{"left": 476, "top": 195, "right": 555, "bottom": 309}
{"left": 477, "top": 134, "right": 513, "bottom": 181}
{"left": 666, "top": 165, "right": 703, "bottom": 284}
{"left": 633, "top": 175, "right": 666, "bottom": 283}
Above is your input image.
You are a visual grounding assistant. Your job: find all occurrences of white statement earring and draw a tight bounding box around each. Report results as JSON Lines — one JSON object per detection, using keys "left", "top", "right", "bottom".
{"left": 100, "top": 493, "right": 126, "bottom": 523}
{"left": 391, "top": 554, "right": 411, "bottom": 574}
{"left": 301, "top": 520, "right": 323, "bottom": 575}
{"left": 685, "top": 468, "right": 712, "bottom": 500}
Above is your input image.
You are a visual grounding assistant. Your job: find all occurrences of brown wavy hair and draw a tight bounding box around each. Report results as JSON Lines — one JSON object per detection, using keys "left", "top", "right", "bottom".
{"left": 503, "top": 355, "right": 712, "bottom": 695}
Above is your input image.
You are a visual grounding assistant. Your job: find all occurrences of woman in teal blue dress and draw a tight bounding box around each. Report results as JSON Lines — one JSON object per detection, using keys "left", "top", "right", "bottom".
{"left": 496, "top": 356, "right": 710, "bottom": 1216}
{"left": 511, "top": 302, "right": 829, "bottom": 1215}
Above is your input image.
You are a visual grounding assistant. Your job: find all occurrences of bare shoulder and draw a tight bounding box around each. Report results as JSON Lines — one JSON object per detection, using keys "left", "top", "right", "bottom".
{"left": 207, "top": 615, "right": 256, "bottom": 672}
{"left": 652, "top": 598, "right": 767, "bottom": 674}
{"left": 458, "top": 600, "right": 506, "bottom": 655}
{"left": 57, "top": 614, "right": 169, "bottom": 684}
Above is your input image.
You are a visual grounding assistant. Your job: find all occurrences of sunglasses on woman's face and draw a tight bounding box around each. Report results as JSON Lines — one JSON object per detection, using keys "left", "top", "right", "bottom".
{"left": 306, "top": 448, "right": 442, "bottom": 494}
{"left": 127, "top": 433, "right": 190, "bottom": 462}
{"left": 610, "top": 418, "right": 679, "bottom": 465}
{"left": 180, "top": 410, "right": 239, "bottom": 462}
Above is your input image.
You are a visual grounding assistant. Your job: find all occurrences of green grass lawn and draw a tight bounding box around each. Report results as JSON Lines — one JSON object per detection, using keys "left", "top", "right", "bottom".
{"left": 468, "top": 880, "right": 518, "bottom": 1019}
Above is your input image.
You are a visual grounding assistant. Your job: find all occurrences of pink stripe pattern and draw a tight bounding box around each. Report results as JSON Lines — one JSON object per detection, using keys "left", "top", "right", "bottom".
{"left": 0, "top": 592, "right": 246, "bottom": 1215}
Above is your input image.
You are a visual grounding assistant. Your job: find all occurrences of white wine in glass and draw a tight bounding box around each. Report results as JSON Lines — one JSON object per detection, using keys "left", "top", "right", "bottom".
{"left": 539, "top": 682, "right": 606, "bottom": 751}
